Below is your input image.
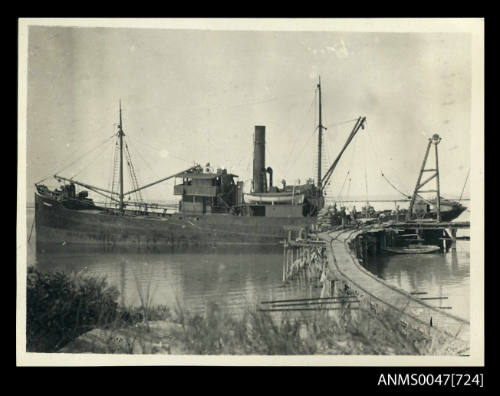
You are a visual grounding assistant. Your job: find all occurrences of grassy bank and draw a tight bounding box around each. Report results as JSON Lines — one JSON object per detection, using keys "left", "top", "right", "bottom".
{"left": 25, "top": 267, "right": 466, "bottom": 355}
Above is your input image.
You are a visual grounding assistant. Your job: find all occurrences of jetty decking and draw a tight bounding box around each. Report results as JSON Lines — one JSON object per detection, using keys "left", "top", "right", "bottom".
{"left": 319, "top": 228, "right": 470, "bottom": 343}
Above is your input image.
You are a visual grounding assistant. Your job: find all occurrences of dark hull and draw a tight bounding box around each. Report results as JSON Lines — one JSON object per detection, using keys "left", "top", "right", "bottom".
{"left": 35, "top": 193, "right": 313, "bottom": 250}
{"left": 431, "top": 207, "right": 468, "bottom": 222}
{"left": 377, "top": 206, "right": 467, "bottom": 223}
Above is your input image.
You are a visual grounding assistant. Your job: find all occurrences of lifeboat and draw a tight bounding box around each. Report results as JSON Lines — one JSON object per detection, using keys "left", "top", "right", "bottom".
{"left": 244, "top": 192, "right": 305, "bottom": 204}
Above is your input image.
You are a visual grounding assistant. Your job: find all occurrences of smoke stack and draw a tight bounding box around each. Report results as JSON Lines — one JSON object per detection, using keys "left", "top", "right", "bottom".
{"left": 253, "top": 126, "right": 266, "bottom": 193}
{"left": 266, "top": 167, "right": 273, "bottom": 189}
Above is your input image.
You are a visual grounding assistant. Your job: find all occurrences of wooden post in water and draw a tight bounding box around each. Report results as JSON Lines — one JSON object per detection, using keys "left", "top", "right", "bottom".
{"left": 363, "top": 237, "right": 368, "bottom": 260}
{"left": 282, "top": 243, "right": 287, "bottom": 283}
{"left": 450, "top": 228, "right": 457, "bottom": 250}
{"left": 285, "top": 247, "right": 289, "bottom": 280}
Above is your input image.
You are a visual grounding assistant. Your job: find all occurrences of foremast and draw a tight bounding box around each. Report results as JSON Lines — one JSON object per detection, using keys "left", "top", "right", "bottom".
{"left": 118, "top": 100, "right": 125, "bottom": 211}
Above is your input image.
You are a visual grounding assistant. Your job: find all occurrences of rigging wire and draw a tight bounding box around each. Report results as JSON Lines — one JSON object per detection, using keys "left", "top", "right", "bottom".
{"left": 282, "top": 88, "right": 318, "bottom": 180}
{"left": 127, "top": 134, "right": 193, "bottom": 166}
{"left": 323, "top": 130, "right": 333, "bottom": 195}
{"left": 363, "top": 122, "right": 410, "bottom": 196}
{"left": 380, "top": 171, "right": 411, "bottom": 199}
{"left": 363, "top": 137, "right": 369, "bottom": 205}
{"left": 286, "top": 89, "right": 317, "bottom": 160}
{"left": 68, "top": 141, "right": 114, "bottom": 180}
{"left": 458, "top": 169, "right": 470, "bottom": 202}
{"left": 35, "top": 134, "right": 116, "bottom": 184}
{"left": 362, "top": 121, "right": 411, "bottom": 201}
{"left": 337, "top": 170, "right": 350, "bottom": 203}
{"left": 175, "top": 87, "right": 314, "bottom": 114}
{"left": 320, "top": 88, "right": 331, "bottom": 188}
{"left": 171, "top": 88, "right": 317, "bottom": 128}
{"left": 336, "top": 131, "right": 358, "bottom": 201}
{"left": 106, "top": 140, "right": 120, "bottom": 208}
{"left": 325, "top": 118, "right": 360, "bottom": 128}
{"left": 283, "top": 126, "right": 317, "bottom": 182}
{"left": 345, "top": 175, "right": 352, "bottom": 204}
{"left": 365, "top": 122, "right": 416, "bottom": 202}
{"left": 125, "top": 136, "right": 162, "bottom": 180}
{"left": 322, "top": 118, "right": 360, "bottom": 196}
{"left": 124, "top": 140, "right": 144, "bottom": 204}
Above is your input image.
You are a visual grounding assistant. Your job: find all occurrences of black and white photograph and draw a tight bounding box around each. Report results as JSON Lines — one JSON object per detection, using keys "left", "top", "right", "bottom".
{"left": 17, "top": 18, "right": 484, "bottom": 367}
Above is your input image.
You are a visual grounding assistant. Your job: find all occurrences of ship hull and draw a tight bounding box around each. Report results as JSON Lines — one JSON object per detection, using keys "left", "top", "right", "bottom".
{"left": 374, "top": 205, "right": 467, "bottom": 223}
{"left": 35, "top": 193, "right": 313, "bottom": 250}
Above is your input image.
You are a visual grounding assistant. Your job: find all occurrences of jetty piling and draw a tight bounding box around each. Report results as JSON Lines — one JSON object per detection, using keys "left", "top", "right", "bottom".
{"left": 281, "top": 219, "right": 470, "bottom": 344}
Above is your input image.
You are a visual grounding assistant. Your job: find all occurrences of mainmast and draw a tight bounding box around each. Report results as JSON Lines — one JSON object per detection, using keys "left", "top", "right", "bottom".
{"left": 317, "top": 77, "right": 324, "bottom": 188}
{"left": 118, "top": 100, "right": 125, "bottom": 211}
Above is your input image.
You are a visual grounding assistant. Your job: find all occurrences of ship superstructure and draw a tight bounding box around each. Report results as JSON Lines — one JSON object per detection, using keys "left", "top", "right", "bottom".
{"left": 33, "top": 79, "right": 465, "bottom": 249}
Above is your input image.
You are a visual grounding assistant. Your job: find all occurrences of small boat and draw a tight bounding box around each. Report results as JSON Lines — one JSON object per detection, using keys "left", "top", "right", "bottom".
{"left": 244, "top": 191, "right": 305, "bottom": 204}
{"left": 382, "top": 244, "right": 440, "bottom": 254}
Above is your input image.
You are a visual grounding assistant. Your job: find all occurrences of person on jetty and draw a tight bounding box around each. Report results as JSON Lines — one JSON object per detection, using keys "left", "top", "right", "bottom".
{"left": 340, "top": 206, "right": 346, "bottom": 228}
{"left": 332, "top": 203, "right": 340, "bottom": 225}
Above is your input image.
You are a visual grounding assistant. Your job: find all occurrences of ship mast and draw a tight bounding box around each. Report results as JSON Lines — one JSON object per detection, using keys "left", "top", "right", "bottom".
{"left": 317, "top": 76, "right": 324, "bottom": 187}
{"left": 118, "top": 100, "right": 125, "bottom": 211}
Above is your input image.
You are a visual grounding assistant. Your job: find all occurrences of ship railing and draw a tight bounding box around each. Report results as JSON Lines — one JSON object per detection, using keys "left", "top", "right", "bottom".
{"left": 95, "top": 200, "right": 180, "bottom": 214}
{"left": 211, "top": 206, "right": 229, "bottom": 214}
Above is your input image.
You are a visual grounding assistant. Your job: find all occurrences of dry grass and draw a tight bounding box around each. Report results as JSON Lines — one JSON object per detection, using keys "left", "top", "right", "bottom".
{"left": 28, "top": 267, "right": 466, "bottom": 355}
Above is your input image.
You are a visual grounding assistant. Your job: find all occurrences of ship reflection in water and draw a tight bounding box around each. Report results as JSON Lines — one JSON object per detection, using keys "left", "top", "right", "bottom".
{"left": 34, "top": 246, "right": 313, "bottom": 315}
{"left": 27, "top": 208, "right": 469, "bottom": 320}
{"left": 28, "top": 208, "right": 322, "bottom": 315}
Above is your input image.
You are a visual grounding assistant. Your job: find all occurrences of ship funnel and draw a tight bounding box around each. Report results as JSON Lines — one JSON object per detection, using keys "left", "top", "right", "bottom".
{"left": 253, "top": 126, "right": 266, "bottom": 193}
{"left": 266, "top": 167, "right": 273, "bottom": 188}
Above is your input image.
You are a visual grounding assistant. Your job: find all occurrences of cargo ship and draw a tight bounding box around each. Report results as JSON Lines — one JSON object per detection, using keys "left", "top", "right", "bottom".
{"left": 34, "top": 80, "right": 366, "bottom": 249}
{"left": 33, "top": 80, "right": 466, "bottom": 250}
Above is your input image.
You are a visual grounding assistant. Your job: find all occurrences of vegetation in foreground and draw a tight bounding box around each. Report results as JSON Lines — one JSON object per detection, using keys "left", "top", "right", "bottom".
{"left": 25, "top": 267, "right": 466, "bottom": 355}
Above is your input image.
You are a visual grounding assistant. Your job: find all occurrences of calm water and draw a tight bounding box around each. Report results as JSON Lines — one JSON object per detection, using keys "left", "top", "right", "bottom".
{"left": 362, "top": 210, "right": 471, "bottom": 321}
{"left": 25, "top": 208, "right": 470, "bottom": 320}
{"left": 26, "top": 209, "right": 322, "bottom": 315}
{"left": 362, "top": 242, "right": 470, "bottom": 321}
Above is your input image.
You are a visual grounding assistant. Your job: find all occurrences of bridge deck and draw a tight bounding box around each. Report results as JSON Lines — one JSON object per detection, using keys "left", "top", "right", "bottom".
{"left": 320, "top": 229, "right": 469, "bottom": 344}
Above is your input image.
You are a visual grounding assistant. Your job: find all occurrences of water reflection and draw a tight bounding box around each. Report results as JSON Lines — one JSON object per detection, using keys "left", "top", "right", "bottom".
{"left": 25, "top": 208, "right": 469, "bottom": 320}
{"left": 33, "top": 243, "right": 323, "bottom": 316}
{"left": 362, "top": 242, "right": 470, "bottom": 321}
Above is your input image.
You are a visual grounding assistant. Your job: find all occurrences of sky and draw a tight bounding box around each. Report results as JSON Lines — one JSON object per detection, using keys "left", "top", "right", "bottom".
{"left": 25, "top": 24, "right": 472, "bottom": 205}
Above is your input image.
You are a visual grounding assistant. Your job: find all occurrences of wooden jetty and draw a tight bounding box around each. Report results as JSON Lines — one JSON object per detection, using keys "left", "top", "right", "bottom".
{"left": 384, "top": 221, "right": 469, "bottom": 250}
{"left": 281, "top": 221, "right": 470, "bottom": 347}
{"left": 321, "top": 229, "right": 469, "bottom": 343}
